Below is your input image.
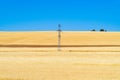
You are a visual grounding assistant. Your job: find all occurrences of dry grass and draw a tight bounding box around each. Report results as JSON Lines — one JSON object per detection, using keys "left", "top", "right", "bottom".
{"left": 0, "top": 52, "right": 120, "bottom": 80}
{"left": 1, "top": 47, "right": 120, "bottom": 52}
{"left": 0, "top": 31, "right": 120, "bottom": 45}
{"left": 0, "top": 32, "right": 120, "bottom": 80}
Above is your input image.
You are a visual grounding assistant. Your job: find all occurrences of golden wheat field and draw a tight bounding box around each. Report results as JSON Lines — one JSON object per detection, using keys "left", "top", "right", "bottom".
{"left": 0, "top": 31, "right": 120, "bottom": 45}
{"left": 0, "top": 31, "right": 120, "bottom": 80}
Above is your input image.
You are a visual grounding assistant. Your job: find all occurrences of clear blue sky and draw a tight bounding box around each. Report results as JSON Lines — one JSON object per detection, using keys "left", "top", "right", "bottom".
{"left": 0, "top": 0, "right": 120, "bottom": 31}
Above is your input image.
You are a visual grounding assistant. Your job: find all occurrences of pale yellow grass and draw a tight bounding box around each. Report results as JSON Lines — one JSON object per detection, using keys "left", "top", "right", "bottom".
{"left": 0, "top": 51, "right": 120, "bottom": 80}
{"left": 0, "top": 31, "right": 120, "bottom": 45}
{"left": 1, "top": 47, "right": 120, "bottom": 52}
{"left": 0, "top": 32, "right": 120, "bottom": 80}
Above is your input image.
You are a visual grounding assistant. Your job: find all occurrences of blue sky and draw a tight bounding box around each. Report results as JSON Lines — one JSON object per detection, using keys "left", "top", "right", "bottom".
{"left": 0, "top": 0, "right": 120, "bottom": 31}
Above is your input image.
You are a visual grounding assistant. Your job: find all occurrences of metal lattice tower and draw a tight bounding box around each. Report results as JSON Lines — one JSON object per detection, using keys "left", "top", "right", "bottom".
{"left": 58, "top": 24, "right": 61, "bottom": 51}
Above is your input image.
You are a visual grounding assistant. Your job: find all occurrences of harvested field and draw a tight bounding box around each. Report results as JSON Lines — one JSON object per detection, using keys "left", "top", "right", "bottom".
{"left": 0, "top": 31, "right": 120, "bottom": 45}
{"left": 0, "top": 51, "right": 120, "bottom": 80}
{"left": 0, "top": 32, "right": 120, "bottom": 80}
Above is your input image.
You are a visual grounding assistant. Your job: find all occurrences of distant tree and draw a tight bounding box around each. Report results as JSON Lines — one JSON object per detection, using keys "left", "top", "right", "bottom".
{"left": 100, "top": 29, "right": 105, "bottom": 32}
{"left": 91, "top": 29, "right": 96, "bottom": 31}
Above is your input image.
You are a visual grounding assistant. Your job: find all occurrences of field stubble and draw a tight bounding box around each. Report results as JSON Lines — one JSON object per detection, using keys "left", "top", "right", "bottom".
{"left": 0, "top": 32, "right": 120, "bottom": 80}
{"left": 0, "top": 47, "right": 120, "bottom": 80}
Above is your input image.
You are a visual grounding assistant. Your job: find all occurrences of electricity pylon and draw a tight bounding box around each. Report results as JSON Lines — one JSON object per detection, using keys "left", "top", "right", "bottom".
{"left": 58, "top": 24, "right": 61, "bottom": 51}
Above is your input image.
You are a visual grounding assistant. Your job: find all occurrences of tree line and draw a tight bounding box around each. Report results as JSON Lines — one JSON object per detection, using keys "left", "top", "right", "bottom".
{"left": 91, "top": 29, "right": 107, "bottom": 32}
